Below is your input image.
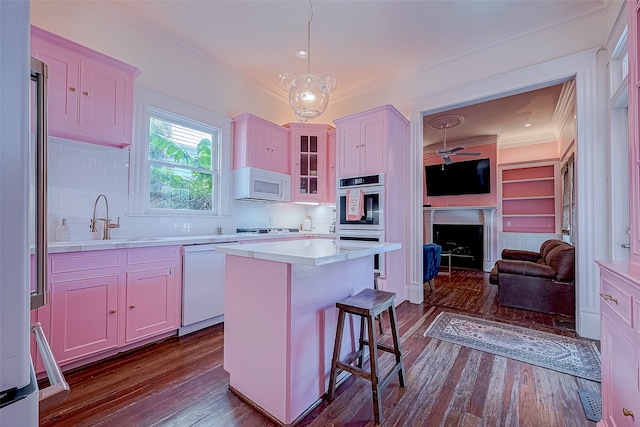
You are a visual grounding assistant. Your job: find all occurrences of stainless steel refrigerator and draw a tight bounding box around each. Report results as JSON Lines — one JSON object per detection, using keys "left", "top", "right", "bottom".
{"left": 0, "top": 3, "right": 68, "bottom": 424}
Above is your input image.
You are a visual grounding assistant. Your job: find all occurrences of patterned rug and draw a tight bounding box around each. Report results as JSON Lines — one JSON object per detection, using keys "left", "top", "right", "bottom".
{"left": 424, "top": 312, "right": 601, "bottom": 382}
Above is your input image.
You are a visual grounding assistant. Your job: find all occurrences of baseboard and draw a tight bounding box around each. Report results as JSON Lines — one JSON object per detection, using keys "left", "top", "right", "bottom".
{"left": 576, "top": 309, "right": 600, "bottom": 341}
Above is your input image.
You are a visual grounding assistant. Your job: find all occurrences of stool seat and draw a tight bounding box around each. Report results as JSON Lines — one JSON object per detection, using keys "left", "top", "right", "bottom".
{"left": 327, "top": 288, "right": 406, "bottom": 425}
{"left": 336, "top": 288, "right": 396, "bottom": 315}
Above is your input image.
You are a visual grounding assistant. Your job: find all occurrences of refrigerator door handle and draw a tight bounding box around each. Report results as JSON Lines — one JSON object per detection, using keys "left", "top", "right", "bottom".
{"left": 30, "top": 56, "right": 48, "bottom": 310}
{"left": 31, "top": 322, "right": 69, "bottom": 410}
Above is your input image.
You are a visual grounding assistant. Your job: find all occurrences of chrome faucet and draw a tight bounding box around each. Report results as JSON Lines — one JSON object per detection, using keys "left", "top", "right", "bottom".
{"left": 90, "top": 194, "right": 120, "bottom": 240}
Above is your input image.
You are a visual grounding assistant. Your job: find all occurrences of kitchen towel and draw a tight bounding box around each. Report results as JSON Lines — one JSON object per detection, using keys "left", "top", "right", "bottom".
{"left": 346, "top": 188, "right": 364, "bottom": 221}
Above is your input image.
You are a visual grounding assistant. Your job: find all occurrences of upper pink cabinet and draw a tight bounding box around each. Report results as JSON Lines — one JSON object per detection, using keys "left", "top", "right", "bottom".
{"left": 334, "top": 105, "right": 407, "bottom": 178}
{"left": 285, "top": 123, "right": 333, "bottom": 203}
{"left": 232, "top": 113, "right": 290, "bottom": 175}
{"left": 30, "top": 26, "right": 139, "bottom": 149}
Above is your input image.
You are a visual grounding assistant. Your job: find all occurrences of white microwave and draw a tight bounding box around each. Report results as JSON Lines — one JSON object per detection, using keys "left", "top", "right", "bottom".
{"left": 233, "top": 167, "right": 291, "bottom": 202}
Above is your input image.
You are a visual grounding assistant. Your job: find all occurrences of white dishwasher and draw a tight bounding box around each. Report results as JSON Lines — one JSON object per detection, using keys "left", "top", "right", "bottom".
{"left": 180, "top": 242, "right": 236, "bottom": 336}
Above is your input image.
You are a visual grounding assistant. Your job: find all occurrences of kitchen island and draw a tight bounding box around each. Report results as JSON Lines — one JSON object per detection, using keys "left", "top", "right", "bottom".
{"left": 216, "top": 238, "right": 401, "bottom": 426}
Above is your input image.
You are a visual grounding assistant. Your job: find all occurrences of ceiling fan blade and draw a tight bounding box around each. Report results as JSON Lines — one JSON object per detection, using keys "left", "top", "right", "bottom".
{"left": 443, "top": 154, "right": 453, "bottom": 165}
{"left": 436, "top": 146, "right": 465, "bottom": 155}
{"left": 452, "top": 152, "right": 481, "bottom": 156}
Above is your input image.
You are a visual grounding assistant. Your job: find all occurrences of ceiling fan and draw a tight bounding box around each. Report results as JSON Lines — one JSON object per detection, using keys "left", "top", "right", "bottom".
{"left": 425, "top": 114, "right": 481, "bottom": 165}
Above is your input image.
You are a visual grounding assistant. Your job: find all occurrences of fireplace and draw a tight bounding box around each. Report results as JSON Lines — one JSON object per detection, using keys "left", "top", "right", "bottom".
{"left": 433, "top": 224, "right": 483, "bottom": 270}
{"left": 423, "top": 206, "right": 497, "bottom": 272}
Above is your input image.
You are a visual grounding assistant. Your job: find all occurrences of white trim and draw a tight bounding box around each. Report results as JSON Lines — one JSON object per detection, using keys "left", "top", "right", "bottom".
{"left": 410, "top": 49, "right": 603, "bottom": 340}
{"left": 129, "top": 86, "right": 232, "bottom": 217}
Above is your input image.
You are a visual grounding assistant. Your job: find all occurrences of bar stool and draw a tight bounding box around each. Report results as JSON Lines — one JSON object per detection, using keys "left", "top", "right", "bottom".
{"left": 326, "top": 288, "right": 406, "bottom": 425}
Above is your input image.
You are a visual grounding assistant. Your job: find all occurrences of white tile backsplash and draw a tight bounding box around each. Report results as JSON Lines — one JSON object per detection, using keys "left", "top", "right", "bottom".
{"left": 45, "top": 137, "right": 337, "bottom": 242}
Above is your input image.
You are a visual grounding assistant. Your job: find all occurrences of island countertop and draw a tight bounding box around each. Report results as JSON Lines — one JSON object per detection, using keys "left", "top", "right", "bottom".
{"left": 215, "top": 238, "right": 401, "bottom": 266}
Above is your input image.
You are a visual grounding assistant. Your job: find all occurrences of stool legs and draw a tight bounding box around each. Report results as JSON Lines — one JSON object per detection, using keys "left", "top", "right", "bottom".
{"left": 388, "top": 304, "right": 406, "bottom": 387}
{"left": 327, "top": 300, "right": 405, "bottom": 425}
{"left": 366, "top": 313, "right": 382, "bottom": 424}
{"left": 327, "top": 308, "right": 346, "bottom": 402}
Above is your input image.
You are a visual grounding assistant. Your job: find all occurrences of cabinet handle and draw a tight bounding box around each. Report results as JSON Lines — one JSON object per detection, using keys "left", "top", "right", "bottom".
{"left": 68, "top": 87, "right": 76, "bottom": 92}
{"left": 82, "top": 91, "right": 89, "bottom": 96}
{"left": 599, "top": 292, "right": 618, "bottom": 304}
{"left": 109, "top": 310, "right": 116, "bottom": 314}
{"left": 129, "top": 305, "right": 135, "bottom": 309}
{"left": 623, "top": 408, "right": 634, "bottom": 417}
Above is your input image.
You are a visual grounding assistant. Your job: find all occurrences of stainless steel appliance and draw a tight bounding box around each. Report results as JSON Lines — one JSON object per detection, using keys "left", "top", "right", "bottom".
{"left": 336, "top": 230, "right": 385, "bottom": 276}
{"left": 180, "top": 241, "right": 237, "bottom": 336}
{"left": 337, "top": 174, "right": 384, "bottom": 231}
{"left": 0, "top": 8, "right": 68, "bottom": 423}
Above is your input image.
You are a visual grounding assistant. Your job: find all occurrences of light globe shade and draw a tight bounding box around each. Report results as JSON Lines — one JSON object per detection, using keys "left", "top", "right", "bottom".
{"left": 289, "top": 74, "right": 329, "bottom": 121}
{"left": 278, "top": 70, "right": 294, "bottom": 91}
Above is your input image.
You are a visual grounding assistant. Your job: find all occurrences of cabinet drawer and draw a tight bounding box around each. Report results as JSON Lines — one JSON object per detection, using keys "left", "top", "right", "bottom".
{"left": 50, "top": 250, "right": 121, "bottom": 274}
{"left": 127, "top": 246, "right": 179, "bottom": 266}
{"left": 600, "top": 272, "right": 634, "bottom": 328}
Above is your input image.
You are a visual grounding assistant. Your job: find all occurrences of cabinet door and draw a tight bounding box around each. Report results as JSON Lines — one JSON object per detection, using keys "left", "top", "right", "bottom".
{"left": 50, "top": 274, "right": 119, "bottom": 364}
{"left": 360, "top": 116, "right": 384, "bottom": 174}
{"left": 337, "top": 122, "right": 361, "bottom": 177}
{"left": 79, "top": 57, "right": 129, "bottom": 143}
{"left": 247, "top": 119, "right": 272, "bottom": 171}
{"left": 326, "top": 130, "right": 336, "bottom": 203}
{"left": 269, "top": 126, "right": 290, "bottom": 175}
{"left": 601, "top": 308, "right": 640, "bottom": 427}
{"left": 125, "top": 266, "right": 177, "bottom": 343}
{"left": 30, "top": 38, "right": 80, "bottom": 129}
{"left": 290, "top": 125, "right": 326, "bottom": 202}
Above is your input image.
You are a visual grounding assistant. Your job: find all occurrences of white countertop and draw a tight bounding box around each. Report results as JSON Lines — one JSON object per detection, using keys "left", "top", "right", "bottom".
{"left": 215, "top": 238, "right": 401, "bottom": 266}
{"left": 44, "top": 232, "right": 334, "bottom": 253}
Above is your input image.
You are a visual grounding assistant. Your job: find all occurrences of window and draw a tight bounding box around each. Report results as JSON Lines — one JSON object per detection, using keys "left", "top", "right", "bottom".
{"left": 129, "top": 88, "right": 231, "bottom": 216}
{"left": 148, "top": 110, "right": 218, "bottom": 211}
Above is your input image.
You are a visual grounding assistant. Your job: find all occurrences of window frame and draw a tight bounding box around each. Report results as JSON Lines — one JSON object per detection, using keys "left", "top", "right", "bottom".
{"left": 129, "top": 87, "right": 232, "bottom": 217}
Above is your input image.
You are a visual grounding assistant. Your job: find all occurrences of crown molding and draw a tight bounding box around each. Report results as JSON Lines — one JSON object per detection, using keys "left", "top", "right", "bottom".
{"left": 499, "top": 131, "right": 557, "bottom": 149}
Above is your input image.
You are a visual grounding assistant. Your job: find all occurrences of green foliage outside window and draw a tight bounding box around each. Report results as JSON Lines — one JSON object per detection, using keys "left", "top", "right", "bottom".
{"left": 148, "top": 116, "right": 214, "bottom": 211}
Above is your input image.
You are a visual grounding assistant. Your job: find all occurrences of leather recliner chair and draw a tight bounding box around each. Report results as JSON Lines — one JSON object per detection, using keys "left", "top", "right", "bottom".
{"left": 489, "top": 239, "right": 575, "bottom": 316}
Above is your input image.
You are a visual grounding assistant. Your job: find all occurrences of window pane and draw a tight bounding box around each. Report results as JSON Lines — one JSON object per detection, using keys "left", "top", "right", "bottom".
{"left": 149, "top": 116, "right": 212, "bottom": 170}
{"left": 150, "top": 164, "right": 212, "bottom": 210}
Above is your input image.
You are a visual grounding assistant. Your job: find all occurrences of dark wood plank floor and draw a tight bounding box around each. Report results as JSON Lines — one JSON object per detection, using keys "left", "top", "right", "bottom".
{"left": 40, "top": 270, "right": 600, "bottom": 426}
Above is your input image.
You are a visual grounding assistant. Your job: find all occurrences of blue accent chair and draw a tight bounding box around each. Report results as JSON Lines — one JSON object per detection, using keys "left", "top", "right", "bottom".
{"left": 423, "top": 243, "right": 442, "bottom": 292}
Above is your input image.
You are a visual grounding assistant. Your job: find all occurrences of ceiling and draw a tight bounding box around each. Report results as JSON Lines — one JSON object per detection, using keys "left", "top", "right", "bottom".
{"left": 108, "top": 1, "right": 602, "bottom": 149}
{"left": 422, "top": 81, "right": 571, "bottom": 151}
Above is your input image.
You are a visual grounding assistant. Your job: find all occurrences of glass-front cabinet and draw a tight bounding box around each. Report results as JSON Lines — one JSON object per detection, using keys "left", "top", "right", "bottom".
{"left": 285, "top": 123, "right": 333, "bottom": 203}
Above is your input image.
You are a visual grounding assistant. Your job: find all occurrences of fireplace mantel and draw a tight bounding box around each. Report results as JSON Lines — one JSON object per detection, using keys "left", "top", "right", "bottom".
{"left": 423, "top": 206, "right": 497, "bottom": 272}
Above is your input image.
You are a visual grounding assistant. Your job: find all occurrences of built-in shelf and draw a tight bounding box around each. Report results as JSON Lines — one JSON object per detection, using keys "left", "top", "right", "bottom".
{"left": 500, "top": 163, "right": 559, "bottom": 233}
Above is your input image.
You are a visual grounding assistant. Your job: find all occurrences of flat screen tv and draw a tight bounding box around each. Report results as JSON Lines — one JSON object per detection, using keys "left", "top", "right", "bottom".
{"left": 425, "top": 158, "right": 491, "bottom": 196}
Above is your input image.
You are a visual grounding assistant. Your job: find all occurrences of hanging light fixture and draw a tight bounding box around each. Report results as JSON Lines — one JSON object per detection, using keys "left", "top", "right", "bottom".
{"left": 278, "top": 0, "right": 336, "bottom": 122}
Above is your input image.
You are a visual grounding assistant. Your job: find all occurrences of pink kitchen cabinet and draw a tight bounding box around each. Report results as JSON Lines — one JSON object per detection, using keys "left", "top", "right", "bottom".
{"left": 124, "top": 246, "right": 181, "bottom": 344}
{"left": 284, "top": 123, "right": 333, "bottom": 203}
{"left": 30, "top": 26, "right": 139, "bottom": 148}
{"left": 233, "top": 113, "right": 290, "bottom": 175}
{"left": 50, "top": 272, "right": 120, "bottom": 365}
{"left": 45, "top": 246, "right": 181, "bottom": 370}
{"left": 334, "top": 105, "right": 407, "bottom": 177}
{"left": 596, "top": 263, "right": 640, "bottom": 427}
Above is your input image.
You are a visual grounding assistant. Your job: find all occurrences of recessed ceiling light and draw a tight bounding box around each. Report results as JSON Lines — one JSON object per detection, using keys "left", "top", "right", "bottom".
{"left": 295, "top": 49, "right": 309, "bottom": 59}
{"left": 524, "top": 123, "right": 532, "bottom": 127}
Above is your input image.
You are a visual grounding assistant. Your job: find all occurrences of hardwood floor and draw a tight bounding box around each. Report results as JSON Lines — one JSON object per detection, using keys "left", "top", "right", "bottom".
{"left": 39, "top": 270, "right": 599, "bottom": 426}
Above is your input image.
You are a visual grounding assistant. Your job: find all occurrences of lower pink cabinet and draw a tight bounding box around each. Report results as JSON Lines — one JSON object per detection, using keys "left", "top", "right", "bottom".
{"left": 125, "top": 265, "right": 178, "bottom": 343}
{"left": 597, "top": 262, "right": 640, "bottom": 427}
{"left": 47, "top": 246, "right": 181, "bottom": 368}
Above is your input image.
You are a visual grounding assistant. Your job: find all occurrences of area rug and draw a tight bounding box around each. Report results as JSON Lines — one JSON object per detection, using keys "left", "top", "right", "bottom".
{"left": 424, "top": 312, "right": 601, "bottom": 382}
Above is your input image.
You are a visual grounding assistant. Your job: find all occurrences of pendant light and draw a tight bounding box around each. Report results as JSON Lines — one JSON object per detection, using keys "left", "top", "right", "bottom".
{"left": 278, "top": 0, "right": 336, "bottom": 122}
